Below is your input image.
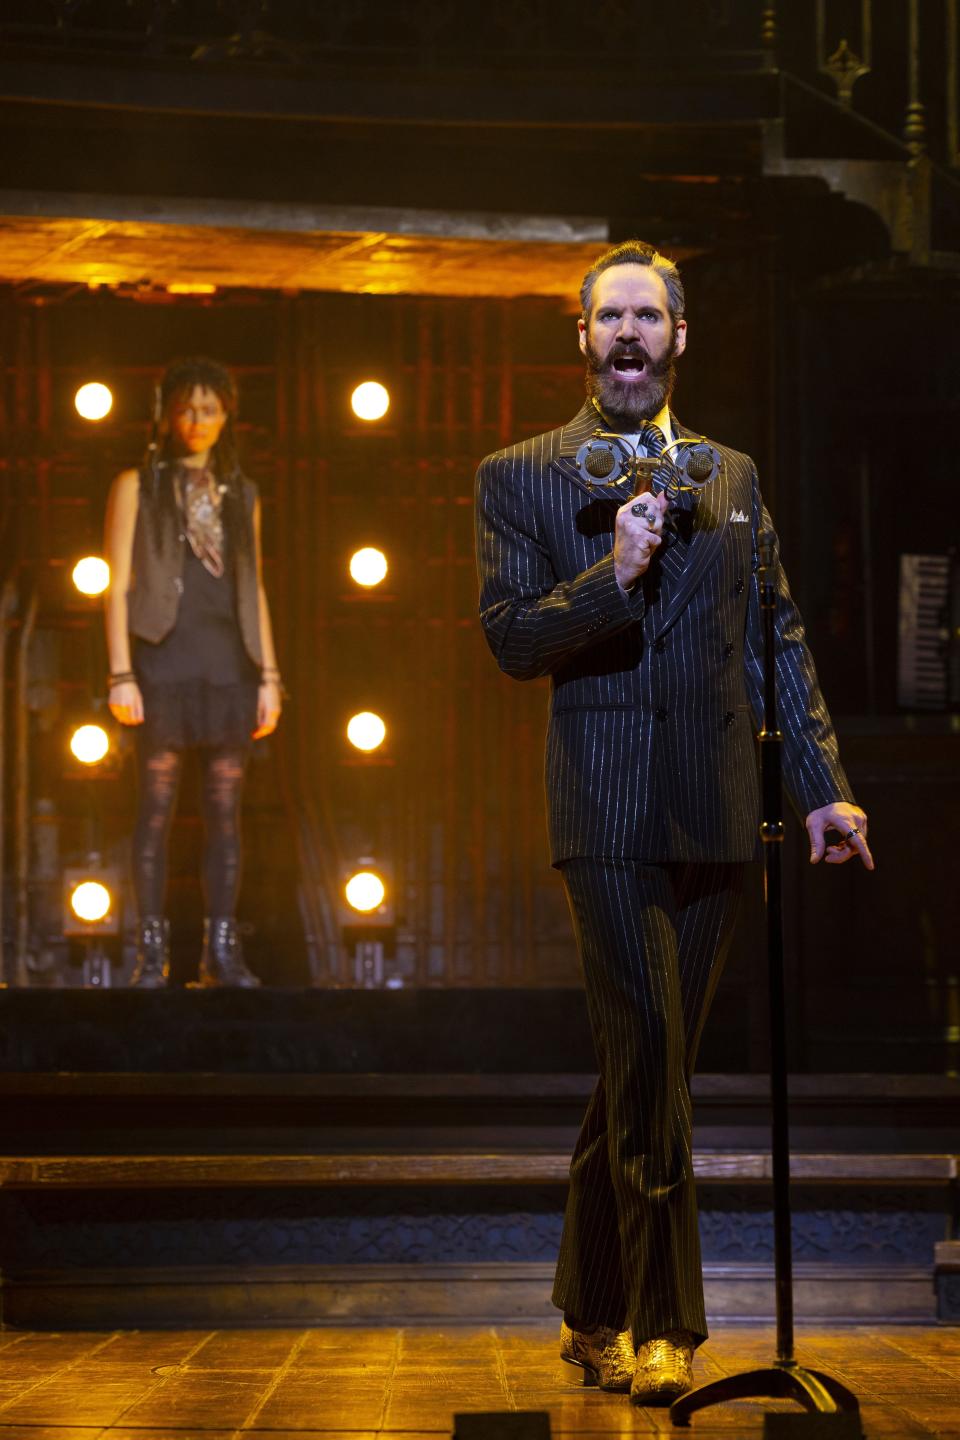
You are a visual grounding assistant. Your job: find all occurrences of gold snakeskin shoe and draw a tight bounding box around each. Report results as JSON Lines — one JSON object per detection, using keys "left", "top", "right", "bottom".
{"left": 629, "top": 1328, "right": 695, "bottom": 1406}
{"left": 559, "top": 1319, "right": 635, "bottom": 1391}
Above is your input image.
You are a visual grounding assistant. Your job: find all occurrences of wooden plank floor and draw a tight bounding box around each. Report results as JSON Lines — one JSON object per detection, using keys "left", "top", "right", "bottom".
{"left": 0, "top": 1322, "right": 957, "bottom": 1438}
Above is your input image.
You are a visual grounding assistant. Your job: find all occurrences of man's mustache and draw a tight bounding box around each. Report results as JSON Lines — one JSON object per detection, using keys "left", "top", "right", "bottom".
{"left": 587, "top": 341, "right": 673, "bottom": 377}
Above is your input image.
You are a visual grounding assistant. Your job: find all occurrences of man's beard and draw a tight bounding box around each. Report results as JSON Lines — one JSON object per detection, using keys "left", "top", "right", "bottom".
{"left": 584, "top": 335, "right": 678, "bottom": 427}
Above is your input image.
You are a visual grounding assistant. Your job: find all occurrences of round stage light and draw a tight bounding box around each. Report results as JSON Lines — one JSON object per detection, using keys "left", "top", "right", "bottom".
{"left": 74, "top": 382, "right": 113, "bottom": 422}
{"left": 345, "top": 870, "right": 386, "bottom": 914}
{"left": 349, "top": 547, "right": 388, "bottom": 588}
{"left": 350, "top": 381, "right": 390, "bottom": 422}
{"left": 72, "top": 556, "right": 110, "bottom": 596}
{"left": 347, "top": 711, "right": 387, "bottom": 753}
{"left": 70, "top": 880, "right": 112, "bottom": 923}
{"left": 70, "top": 724, "right": 109, "bottom": 766}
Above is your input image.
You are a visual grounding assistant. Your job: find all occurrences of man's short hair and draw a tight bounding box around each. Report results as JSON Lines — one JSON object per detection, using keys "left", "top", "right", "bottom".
{"left": 580, "top": 241, "right": 685, "bottom": 324}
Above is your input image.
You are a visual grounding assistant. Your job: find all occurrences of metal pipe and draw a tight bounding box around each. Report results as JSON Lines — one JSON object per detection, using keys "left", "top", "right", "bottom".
{"left": 859, "top": 452, "right": 877, "bottom": 714}
{"left": 904, "top": 0, "right": 927, "bottom": 155}
{"left": 0, "top": 577, "right": 19, "bottom": 985}
{"left": 948, "top": 0, "right": 959, "bottom": 163}
{"left": 761, "top": 2, "right": 777, "bottom": 66}
{"left": 756, "top": 543, "right": 791, "bottom": 1365}
{"left": 14, "top": 585, "right": 37, "bottom": 988}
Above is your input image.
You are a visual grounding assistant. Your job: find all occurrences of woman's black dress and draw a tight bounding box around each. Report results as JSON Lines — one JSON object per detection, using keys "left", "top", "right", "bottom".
{"left": 133, "top": 540, "right": 260, "bottom": 750}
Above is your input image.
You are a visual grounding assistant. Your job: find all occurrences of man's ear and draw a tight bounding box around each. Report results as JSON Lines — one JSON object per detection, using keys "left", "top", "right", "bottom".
{"left": 673, "top": 319, "right": 688, "bottom": 356}
{"left": 577, "top": 317, "right": 588, "bottom": 356}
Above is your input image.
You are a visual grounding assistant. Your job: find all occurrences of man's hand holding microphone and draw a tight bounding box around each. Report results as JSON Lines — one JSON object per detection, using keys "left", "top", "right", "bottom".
{"left": 614, "top": 490, "right": 670, "bottom": 591}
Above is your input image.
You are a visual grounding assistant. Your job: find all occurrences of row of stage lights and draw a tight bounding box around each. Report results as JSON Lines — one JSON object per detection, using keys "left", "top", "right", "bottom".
{"left": 74, "top": 380, "right": 391, "bottom": 423}
{"left": 67, "top": 538, "right": 392, "bottom": 924}
{"left": 66, "top": 375, "right": 393, "bottom": 932}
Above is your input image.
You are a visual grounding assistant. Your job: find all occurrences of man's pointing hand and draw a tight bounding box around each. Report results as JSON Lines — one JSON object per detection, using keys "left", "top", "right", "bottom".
{"left": 806, "top": 802, "right": 874, "bottom": 870}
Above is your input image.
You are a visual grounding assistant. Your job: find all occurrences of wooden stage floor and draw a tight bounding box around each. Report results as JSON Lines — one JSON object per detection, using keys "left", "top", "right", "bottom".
{"left": 0, "top": 1322, "right": 957, "bottom": 1438}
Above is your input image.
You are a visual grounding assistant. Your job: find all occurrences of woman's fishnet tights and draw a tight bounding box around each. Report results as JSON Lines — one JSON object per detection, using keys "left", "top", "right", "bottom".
{"left": 132, "top": 743, "right": 248, "bottom": 918}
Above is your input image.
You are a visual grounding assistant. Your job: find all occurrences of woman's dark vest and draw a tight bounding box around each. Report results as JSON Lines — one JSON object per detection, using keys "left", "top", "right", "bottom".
{"left": 127, "top": 469, "right": 263, "bottom": 669}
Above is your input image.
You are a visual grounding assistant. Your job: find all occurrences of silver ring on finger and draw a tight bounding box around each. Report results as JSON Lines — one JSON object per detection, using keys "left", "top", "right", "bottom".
{"left": 631, "top": 501, "right": 649, "bottom": 519}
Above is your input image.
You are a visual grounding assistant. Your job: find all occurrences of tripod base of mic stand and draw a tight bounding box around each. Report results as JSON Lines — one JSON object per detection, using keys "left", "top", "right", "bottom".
{"left": 669, "top": 1360, "right": 862, "bottom": 1434}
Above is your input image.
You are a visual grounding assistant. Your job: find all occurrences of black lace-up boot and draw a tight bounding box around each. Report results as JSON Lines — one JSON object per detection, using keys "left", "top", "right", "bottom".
{"left": 197, "top": 918, "right": 261, "bottom": 988}
{"left": 130, "top": 917, "right": 170, "bottom": 989}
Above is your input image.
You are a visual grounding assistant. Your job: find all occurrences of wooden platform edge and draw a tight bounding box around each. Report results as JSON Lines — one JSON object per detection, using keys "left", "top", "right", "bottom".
{"left": 0, "top": 1151, "right": 956, "bottom": 1188}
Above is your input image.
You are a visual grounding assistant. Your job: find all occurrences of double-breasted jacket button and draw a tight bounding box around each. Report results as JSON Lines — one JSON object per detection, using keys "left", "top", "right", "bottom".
{"left": 723, "top": 642, "right": 734, "bottom": 659}
{"left": 655, "top": 706, "right": 669, "bottom": 721}
{"left": 734, "top": 575, "right": 745, "bottom": 595}
{"left": 724, "top": 710, "right": 736, "bottom": 727}
{"left": 653, "top": 638, "right": 666, "bottom": 653}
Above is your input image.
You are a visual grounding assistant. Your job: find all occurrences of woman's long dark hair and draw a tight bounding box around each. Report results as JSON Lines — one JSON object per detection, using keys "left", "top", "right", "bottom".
{"left": 142, "top": 356, "right": 252, "bottom": 560}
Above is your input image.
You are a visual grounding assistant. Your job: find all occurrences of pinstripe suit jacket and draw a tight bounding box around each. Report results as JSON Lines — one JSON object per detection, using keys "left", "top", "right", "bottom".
{"left": 475, "top": 401, "right": 854, "bottom": 865}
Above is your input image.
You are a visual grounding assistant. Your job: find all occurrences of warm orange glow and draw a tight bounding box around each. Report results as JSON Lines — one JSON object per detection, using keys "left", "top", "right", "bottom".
{"left": 166, "top": 282, "right": 218, "bottom": 295}
{"left": 345, "top": 871, "right": 386, "bottom": 913}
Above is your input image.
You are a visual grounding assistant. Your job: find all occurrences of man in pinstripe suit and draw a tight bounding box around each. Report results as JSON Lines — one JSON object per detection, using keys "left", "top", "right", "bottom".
{"left": 474, "top": 241, "right": 874, "bottom": 1406}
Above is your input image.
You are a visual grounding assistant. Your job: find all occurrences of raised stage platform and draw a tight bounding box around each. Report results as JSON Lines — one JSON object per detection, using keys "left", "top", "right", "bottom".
{"left": 1, "top": 990, "right": 958, "bottom": 1331}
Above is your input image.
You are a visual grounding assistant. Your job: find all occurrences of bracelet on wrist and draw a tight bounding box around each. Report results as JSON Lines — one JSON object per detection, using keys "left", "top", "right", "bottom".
{"left": 259, "top": 671, "right": 288, "bottom": 702}
{"left": 108, "top": 671, "right": 135, "bottom": 688}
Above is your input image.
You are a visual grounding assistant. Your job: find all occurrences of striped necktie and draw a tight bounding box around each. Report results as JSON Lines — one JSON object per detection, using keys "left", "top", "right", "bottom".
{"left": 637, "top": 421, "right": 676, "bottom": 504}
{"left": 636, "top": 421, "right": 686, "bottom": 550}
{"left": 638, "top": 421, "right": 666, "bottom": 458}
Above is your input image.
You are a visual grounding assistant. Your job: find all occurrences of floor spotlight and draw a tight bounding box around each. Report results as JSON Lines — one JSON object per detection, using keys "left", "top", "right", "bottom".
{"left": 347, "top": 711, "right": 387, "bottom": 753}
{"left": 349, "top": 547, "right": 388, "bottom": 588}
{"left": 74, "top": 382, "right": 113, "bottom": 421}
{"left": 345, "top": 869, "right": 387, "bottom": 914}
{"left": 342, "top": 862, "right": 395, "bottom": 987}
{"left": 350, "top": 381, "right": 390, "bottom": 421}
{"left": 72, "top": 556, "right": 110, "bottom": 596}
{"left": 63, "top": 862, "right": 120, "bottom": 988}
{"left": 70, "top": 724, "right": 110, "bottom": 766}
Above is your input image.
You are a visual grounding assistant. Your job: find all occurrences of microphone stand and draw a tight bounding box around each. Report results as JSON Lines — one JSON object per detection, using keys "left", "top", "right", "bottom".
{"left": 669, "top": 543, "right": 861, "bottom": 1435}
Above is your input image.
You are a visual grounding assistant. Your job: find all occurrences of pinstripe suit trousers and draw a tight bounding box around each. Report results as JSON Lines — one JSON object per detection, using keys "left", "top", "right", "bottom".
{"left": 552, "top": 858, "right": 744, "bottom": 1349}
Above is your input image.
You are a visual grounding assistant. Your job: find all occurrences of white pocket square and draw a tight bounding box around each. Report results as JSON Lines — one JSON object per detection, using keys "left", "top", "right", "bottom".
{"left": 729, "top": 507, "right": 749, "bottom": 523}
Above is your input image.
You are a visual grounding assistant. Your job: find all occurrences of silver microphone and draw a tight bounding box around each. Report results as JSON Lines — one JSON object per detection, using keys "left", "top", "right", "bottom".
{"left": 575, "top": 431, "right": 723, "bottom": 503}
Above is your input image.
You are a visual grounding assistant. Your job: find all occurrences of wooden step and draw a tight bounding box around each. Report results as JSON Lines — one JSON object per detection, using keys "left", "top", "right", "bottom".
{"left": 1, "top": 1150, "right": 956, "bottom": 1189}
{"left": 3, "top": 1070, "right": 959, "bottom": 1102}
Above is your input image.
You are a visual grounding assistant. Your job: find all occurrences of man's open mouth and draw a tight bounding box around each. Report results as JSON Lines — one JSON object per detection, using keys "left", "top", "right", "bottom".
{"left": 612, "top": 354, "right": 647, "bottom": 375}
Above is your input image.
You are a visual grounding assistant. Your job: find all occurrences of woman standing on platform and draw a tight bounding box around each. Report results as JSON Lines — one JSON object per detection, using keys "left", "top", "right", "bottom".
{"left": 103, "top": 357, "right": 282, "bottom": 988}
